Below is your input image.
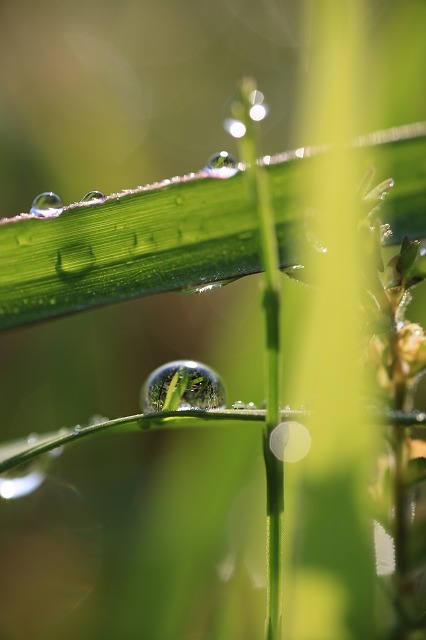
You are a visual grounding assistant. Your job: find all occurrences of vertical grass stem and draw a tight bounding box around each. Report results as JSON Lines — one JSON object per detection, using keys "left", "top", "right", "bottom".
{"left": 234, "top": 77, "right": 283, "bottom": 640}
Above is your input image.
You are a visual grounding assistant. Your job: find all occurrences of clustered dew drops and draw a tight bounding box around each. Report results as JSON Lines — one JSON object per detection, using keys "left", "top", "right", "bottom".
{"left": 30, "top": 192, "right": 64, "bottom": 218}
{"left": 224, "top": 88, "right": 269, "bottom": 139}
{"left": 204, "top": 151, "right": 239, "bottom": 179}
{"left": 141, "top": 360, "right": 226, "bottom": 413}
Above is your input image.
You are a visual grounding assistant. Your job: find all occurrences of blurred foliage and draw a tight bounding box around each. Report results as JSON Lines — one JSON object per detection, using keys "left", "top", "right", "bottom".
{"left": 1, "top": 1, "right": 426, "bottom": 639}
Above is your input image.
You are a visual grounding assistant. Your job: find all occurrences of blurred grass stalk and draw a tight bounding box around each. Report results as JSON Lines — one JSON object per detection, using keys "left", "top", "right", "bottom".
{"left": 287, "top": 2, "right": 376, "bottom": 638}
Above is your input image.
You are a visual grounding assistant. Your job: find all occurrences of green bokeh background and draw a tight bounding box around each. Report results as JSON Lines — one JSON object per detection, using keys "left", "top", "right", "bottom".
{"left": 0, "top": 1, "right": 425, "bottom": 639}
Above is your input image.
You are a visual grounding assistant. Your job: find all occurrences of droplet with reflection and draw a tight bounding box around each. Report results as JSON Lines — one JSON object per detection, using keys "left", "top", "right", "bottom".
{"left": 81, "top": 190, "right": 105, "bottom": 202}
{"left": 141, "top": 360, "right": 226, "bottom": 413}
{"left": 30, "top": 192, "right": 64, "bottom": 218}
{"left": 269, "top": 421, "right": 311, "bottom": 462}
{"left": 204, "top": 151, "right": 239, "bottom": 178}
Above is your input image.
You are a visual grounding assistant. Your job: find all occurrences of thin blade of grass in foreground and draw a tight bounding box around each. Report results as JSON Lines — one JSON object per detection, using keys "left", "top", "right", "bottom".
{"left": 227, "top": 77, "right": 284, "bottom": 640}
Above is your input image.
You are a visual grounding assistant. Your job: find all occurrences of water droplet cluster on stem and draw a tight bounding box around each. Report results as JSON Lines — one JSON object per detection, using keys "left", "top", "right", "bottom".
{"left": 224, "top": 83, "right": 269, "bottom": 139}
{"left": 141, "top": 360, "right": 226, "bottom": 413}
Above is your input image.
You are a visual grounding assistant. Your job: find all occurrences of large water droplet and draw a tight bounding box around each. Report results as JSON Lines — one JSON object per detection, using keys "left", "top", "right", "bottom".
{"left": 269, "top": 421, "right": 311, "bottom": 463}
{"left": 205, "top": 151, "right": 239, "bottom": 178}
{"left": 30, "top": 192, "right": 64, "bottom": 218}
{"left": 56, "top": 243, "right": 96, "bottom": 278}
{"left": 141, "top": 360, "right": 226, "bottom": 413}
{"left": 81, "top": 190, "right": 105, "bottom": 202}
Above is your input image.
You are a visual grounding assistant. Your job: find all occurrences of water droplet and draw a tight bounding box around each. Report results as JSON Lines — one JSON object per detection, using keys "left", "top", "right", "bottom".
{"left": 223, "top": 86, "right": 268, "bottom": 138}
{"left": 30, "top": 192, "right": 63, "bottom": 218}
{"left": 0, "top": 455, "right": 52, "bottom": 500}
{"left": 416, "top": 412, "right": 426, "bottom": 422}
{"left": 269, "top": 421, "right": 311, "bottom": 463}
{"left": 175, "top": 196, "right": 184, "bottom": 205}
{"left": 205, "top": 151, "right": 239, "bottom": 179}
{"left": 81, "top": 190, "right": 105, "bottom": 202}
{"left": 248, "top": 89, "right": 269, "bottom": 122}
{"left": 88, "top": 414, "right": 109, "bottom": 426}
{"left": 56, "top": 243, "right": 96, "bottom": 278}
{"left": 224, "top": 118, "right": 247, "bottom": 139}
{"left": 181, "top": 277, "right": 240, "bottom": 295}
{"left": 73, "top": 425, "right": 82, "bottom": 435}
{"left": 27, "top": 432, "right": 39, "bottom": 445}
{"left": 246, "top": 402, "right": 257, "bottom": 410}
{"left": 141, "top": 360, "right": 226, "bottom": 413}
{"left": 182, "top": 282, "right": 224, "bottom": 294}
{"left": 231, "top": 401, "right": 247, "bottom": 410}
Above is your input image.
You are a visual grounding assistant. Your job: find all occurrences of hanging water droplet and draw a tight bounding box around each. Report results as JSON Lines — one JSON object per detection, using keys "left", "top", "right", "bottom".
{"left": 223, "top": 118, "right": 247, "bottom": 139}
{"left": 0, "top": 455, "right": 52, "bottom": 500}
{"left": 182, "top": 281, "right": 224, "bottom": 294}
{"left": 30, "top": 192, "right": 64, "bottom": 218}
{"left": 223, "top": 83, "right": 269, "bottom": 137}
{"left": 56, "top": 243, "right": 96, "bottom": 278}
{"left": 231, "top": 401, "right": 247, "bottom": 410}
{"left": 181, "top": 277, "right": 241, "bottom": 295}
{"left": 205, "top": 151, "right": 239, "bottom": 179}
{"left": 248, "top": 89, "right": 269, "bottom": 122}
{"left": 141, "top": 360, "right": 226, "bottom": 413}
{"left": 269, "top": 421, "right": 311, "bottom": 463}
{"left": 81, "top": 190, "right": 105, "bottom": 202}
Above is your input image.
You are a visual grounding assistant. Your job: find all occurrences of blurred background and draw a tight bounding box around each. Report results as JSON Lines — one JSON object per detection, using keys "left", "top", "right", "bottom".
{"left": 0, "top": 1, "right": 425, "bottom": 639}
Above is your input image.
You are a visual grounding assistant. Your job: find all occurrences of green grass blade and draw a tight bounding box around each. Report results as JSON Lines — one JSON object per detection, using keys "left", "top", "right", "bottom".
{"left": 0, "top": 124, "right": 425, "bottom": 331}
{"left": 1, "top": 408, "right": 423, "bottom": 476}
